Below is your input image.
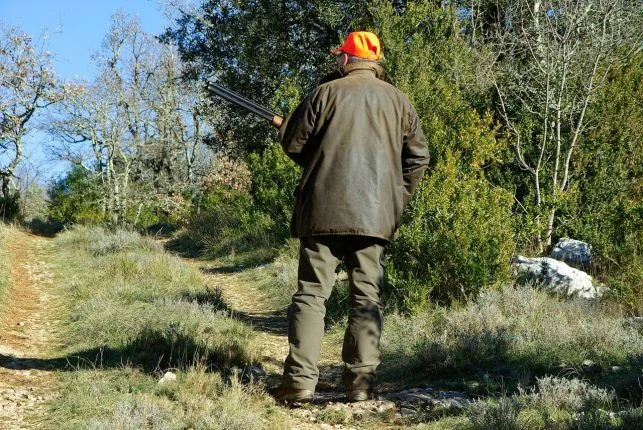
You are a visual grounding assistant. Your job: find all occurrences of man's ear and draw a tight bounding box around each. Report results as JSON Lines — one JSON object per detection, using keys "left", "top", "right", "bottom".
{"left": 341, "top": 53, "right": 349, "bottom": 67}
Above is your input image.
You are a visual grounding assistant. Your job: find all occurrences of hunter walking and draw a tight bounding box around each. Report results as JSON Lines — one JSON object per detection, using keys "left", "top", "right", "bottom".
{"left": 274, "top": 31, "right": 430, "bottom": 403}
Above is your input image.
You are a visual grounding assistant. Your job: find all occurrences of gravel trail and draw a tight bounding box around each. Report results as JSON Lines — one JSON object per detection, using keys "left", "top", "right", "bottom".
{"left": 0, "top": 232, "right": 62, "bottom": 429}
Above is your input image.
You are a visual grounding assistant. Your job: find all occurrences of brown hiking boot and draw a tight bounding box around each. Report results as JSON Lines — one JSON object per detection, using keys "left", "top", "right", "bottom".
{"left": 271, "top": 385, "right": 314, "bottom": 404}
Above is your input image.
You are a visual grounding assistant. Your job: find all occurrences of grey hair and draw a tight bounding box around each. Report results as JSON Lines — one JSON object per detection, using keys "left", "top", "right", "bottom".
{"left": 347, "top": 55, "right": 380, "bottom": 63}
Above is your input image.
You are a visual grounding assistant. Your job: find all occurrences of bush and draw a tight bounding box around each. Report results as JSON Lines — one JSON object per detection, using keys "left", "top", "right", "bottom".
{"left": 47, "top": 166, "right": 107, "bottom": 225}
{"left": 247, "top": 142, "right": 300, "bottom": 243}
{"left": 535, "top": 376, "right": 614, "bottom": 412}
{"left": 387, "top": 155, "right": 515, "bottom": 311}
{"left": 185, "top": 184, "right": 277, "bottom": 259}
{"left": 370, "top": 1, "right": 515, "bottom": 311}
{"left": 466, "top": 377, "right": 631, "bottom": 430}
{"left": 565, "top": 53, "right": 643, "bottom": 313}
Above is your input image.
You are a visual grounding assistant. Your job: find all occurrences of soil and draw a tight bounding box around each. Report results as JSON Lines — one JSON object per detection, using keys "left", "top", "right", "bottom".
{"left": 0, "top": 231, "right": 62, "bottom": 430}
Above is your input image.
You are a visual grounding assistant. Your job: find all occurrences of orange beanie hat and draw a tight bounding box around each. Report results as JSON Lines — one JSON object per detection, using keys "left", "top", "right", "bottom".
{"left": 331, "top": 31, "right": 382, "bottom": 60}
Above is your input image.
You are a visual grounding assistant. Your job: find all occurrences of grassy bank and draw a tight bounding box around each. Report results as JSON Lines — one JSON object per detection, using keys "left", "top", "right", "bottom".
{"left": 380, "top": 286, "right": 642, "bottom": 383}
{"left": 0, "top": 223, "right": 14, "bottom": 314}
{"left": 249, "top": 241, "right": 643, "bottom": 428}
{"left": 45, "top": 226, "right": 289, "bottom": 429}
{"left": 42, "top": 227, "right": 642, "bottom": 429}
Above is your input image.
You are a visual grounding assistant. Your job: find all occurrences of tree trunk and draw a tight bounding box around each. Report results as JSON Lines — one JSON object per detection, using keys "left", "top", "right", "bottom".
{"left": 545, "top": 208, "right": 556, "bottom": 248}
{"left": 1, "top": 174, "right": 10, "bottom": 202}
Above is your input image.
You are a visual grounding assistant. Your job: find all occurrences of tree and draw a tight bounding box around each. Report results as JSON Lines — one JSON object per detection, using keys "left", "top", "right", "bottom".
{"left": 487, "top": 0, "right": 641, "bottom": 250}
{"left": 51, "top": 13, "right": 211, "bottom": 227}
{"left": 0, "top": 25, "right": 62, "bottom": 216}
{"left": 566, "top": 53, "right": 643, "bottom": 311}
{"left": 371, "top": 0, "right": 514, "bottom": 308}
{"left": 162, "top": 0, "right": 373, "bottom": 154}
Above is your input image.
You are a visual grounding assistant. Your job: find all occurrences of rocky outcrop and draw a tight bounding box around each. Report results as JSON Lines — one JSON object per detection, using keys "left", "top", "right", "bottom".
{"left": 512, "top": 255, "right": 604, "bottom": 299}
{"left": 549, "top": 238, "right": 592, "bottom": 268}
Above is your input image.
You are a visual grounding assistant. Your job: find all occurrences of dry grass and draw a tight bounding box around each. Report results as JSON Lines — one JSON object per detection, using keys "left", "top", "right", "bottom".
{"left": 45, "top": 226, "right": 288, "bottom": 429}
{"left": 0, "top": 223, "right": 16, "bottom": 313}
{"left": 45, "top": 366, "right": 290, "bottom": 430}
{"left": 381, "top": 286, "right": 643, "bottom": 380}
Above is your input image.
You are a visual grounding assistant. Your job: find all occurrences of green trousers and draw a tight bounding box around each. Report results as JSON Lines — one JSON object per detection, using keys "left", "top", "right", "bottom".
{"left": 282, "top": 235, "right": 386, "bottom": 392}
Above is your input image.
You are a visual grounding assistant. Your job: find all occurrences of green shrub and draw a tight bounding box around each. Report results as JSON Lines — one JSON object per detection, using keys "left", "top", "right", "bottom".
{"left": 247, "top": 142, "right": 300, "bottom": 243}
{"left": 565, "top": 53, "right": 643, "bottom": 314}
{"left": 183, "top": 184, "right": 278, "bottom": 260}
{"left": 387, "top": 155, "right": 515, "bottom": 311}
{"left": 189, "top": 185, "right": 253, "bottom": 242}
{"left": 371, "top": 1, "right": 515, "bottom": 311}
{"left": 47, "top": 166, "right": 107, "bottom": 225}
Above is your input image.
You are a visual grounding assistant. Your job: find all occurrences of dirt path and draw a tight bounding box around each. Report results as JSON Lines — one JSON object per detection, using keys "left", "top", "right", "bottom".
{"left": 188, "top": 263, "right": 294, "bottom": 376}
{"left": 0, "top": 230, "right": 62, "bottom": 429}
{"left": 190, "top": 261, "right": 471, "bottom": 429}
{"left": 195, "top": 263, "right": 347, "bottom": 382}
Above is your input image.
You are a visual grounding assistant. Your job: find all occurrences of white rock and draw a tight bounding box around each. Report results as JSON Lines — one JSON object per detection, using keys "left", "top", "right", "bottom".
{"left": 549, "top": 238, "right": 591, "bottom": 267}
{"left": 158, "top": 371, "right": 177, "bottom": 384}
{"left": 513, "top": 256, "right": 602, "bottom": 299}
{"left": 581, "top": 359, "right": 601, "bottom": 373}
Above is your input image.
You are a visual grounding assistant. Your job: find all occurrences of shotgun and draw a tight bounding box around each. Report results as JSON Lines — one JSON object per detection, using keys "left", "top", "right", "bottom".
{"left": 207, "top": 79, "right": 283, "bottom": 128}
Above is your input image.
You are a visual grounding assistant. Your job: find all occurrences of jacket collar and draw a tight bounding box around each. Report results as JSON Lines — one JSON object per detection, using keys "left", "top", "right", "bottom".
{"left": 340, "top": 62, "right": 394, "bottom": 85}
{"left": 317, "top": 62, "right": 395, "bottom": 86}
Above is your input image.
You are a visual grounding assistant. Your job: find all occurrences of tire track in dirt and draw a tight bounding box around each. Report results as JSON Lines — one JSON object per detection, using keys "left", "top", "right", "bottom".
{"left": 0, "top": 231, "right": 62, "bottom": 429}
{"left": 188, "top": 263, "right": 292, "bottom": 375}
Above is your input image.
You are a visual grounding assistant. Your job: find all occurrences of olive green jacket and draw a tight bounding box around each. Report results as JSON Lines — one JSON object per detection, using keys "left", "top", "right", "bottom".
{"left": 279, "top": 62, "right": 429, "bottom": 241}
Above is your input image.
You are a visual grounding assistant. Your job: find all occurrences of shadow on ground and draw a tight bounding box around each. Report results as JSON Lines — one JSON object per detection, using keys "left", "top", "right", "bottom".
{"left": 0, "top": 328, "right": 251, "bottom": 375}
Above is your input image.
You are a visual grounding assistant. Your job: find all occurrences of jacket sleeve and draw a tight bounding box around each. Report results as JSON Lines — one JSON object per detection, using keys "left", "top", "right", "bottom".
{"left": 278, "top": 89, "right": 320, "bottom": 167}
{"left": 402, "top": 107, "right": 430, "bottom": 206}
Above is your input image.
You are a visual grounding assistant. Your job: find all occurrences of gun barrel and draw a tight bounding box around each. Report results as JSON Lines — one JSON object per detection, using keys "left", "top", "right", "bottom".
{"left": 207, "top": 81, "right": 277, "bottom": 122}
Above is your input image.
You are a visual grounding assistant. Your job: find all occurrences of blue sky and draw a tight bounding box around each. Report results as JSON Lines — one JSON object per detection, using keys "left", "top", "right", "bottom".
{"left": 1, "top": 0, "right": 170, "bottom": 80}
{"left": 1, "top": 0, "right": 173, "bottom": 181}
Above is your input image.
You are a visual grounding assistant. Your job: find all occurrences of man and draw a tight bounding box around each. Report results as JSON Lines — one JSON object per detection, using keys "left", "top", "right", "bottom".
{"left": 274, "top": 31, "right": 429, "bottom": 403}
